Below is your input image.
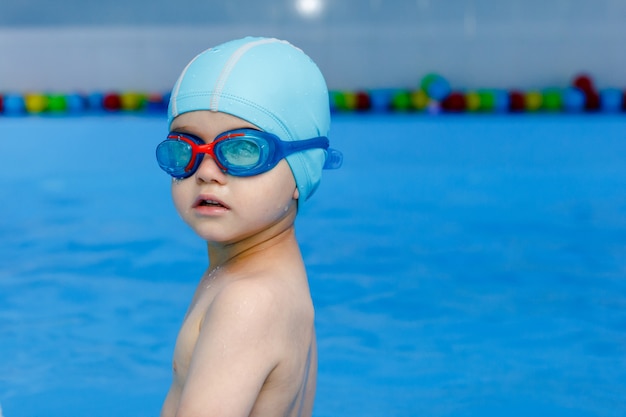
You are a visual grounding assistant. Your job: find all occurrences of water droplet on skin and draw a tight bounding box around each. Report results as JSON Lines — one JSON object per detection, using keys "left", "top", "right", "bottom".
{"left": 205, "top": 266, "right": 221, "bottom": 288}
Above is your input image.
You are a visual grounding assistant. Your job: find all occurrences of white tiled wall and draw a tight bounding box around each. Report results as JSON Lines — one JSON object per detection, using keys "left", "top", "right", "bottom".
{"left": 0, "top": 0, "right": 624, "bottom": 91}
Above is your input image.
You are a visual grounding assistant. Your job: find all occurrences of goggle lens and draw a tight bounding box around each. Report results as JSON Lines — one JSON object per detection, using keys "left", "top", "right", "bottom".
{"left": 218, "top": 137, "right": 263, "bottom": 169}
{"left": 156, "top": 140, "right": 194, "bottom": 177}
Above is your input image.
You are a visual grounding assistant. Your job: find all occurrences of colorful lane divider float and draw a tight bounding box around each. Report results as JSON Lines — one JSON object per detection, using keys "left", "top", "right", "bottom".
{"left": 0, "top": 74, "right": 624, "bottom": 116}
{"left": 0, "top": 91, "right": 170, "bottom": 115}
{"left": 332, "top": 73, "right": 625, "bottom": 114}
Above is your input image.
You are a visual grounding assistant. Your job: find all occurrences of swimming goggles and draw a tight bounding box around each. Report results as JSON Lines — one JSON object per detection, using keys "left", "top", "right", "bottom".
{"left": 156, "top": 128, "right": 343, "bottom": 179}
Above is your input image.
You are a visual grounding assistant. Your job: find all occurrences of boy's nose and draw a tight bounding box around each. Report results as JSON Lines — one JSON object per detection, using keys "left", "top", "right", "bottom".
{"left": 195, "top": 154, "right": 227, "bottom": 184}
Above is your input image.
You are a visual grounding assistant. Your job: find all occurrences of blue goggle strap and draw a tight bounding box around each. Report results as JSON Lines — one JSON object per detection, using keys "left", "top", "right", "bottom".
{"left": 273, "top": 135, "right": 342, "bottom": 170}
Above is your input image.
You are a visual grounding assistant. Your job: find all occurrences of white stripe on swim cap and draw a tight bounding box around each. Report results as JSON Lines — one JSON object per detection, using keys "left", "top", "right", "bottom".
{"left": 209, "top": 38, "right": 289, "bottom": 111}
{"left": 170, "top": 50, "right": 208, "bottom": 118}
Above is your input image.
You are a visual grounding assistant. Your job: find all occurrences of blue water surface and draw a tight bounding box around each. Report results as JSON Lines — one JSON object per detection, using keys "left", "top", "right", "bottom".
{"left": 1, "top": 114, "right": 625, "bottom": 417}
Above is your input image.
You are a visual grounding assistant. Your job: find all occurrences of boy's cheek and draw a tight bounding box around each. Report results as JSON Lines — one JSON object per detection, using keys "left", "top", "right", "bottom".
{"left": 171, "top": 183, "right": 191, "bottom": 213}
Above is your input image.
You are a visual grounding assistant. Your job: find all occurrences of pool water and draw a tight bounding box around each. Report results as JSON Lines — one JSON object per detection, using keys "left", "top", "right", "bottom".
{"left": 1, "top": 114, "right": 625, "bottom": 417}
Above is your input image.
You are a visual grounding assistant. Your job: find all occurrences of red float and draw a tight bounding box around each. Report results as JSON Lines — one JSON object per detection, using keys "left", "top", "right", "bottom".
{"left": 508, "top": 90, "right": 525, "bottom": 112}
{"left": 103, "top": 93, "right": 122, "bottom": 111}
{"left": 573, "top": 74, "right": 595, "bottom": 95}
{"left": 584, "top": 90, "right": 601, "bottom": 111}
{"left": 441, "top": 92, "right": 466, "bottom": 112}
{"left": 354, "top": 91, "right": 371, "bottom": 111}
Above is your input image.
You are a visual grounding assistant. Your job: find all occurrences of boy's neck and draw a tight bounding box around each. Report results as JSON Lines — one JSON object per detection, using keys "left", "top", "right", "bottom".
{"left": 206, "top": 217, "right": 298, "bottom": 271}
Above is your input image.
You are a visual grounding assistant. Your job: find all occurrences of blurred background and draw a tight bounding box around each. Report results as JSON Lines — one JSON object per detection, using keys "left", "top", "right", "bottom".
{"left": 2, "top": 2, "right": 626, "bottom": 416}
{"left": 1, "top": 0, "right": 625, "bottom": 93}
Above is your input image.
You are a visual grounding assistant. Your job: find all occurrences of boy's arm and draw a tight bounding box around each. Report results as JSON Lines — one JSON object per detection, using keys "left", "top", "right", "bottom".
{"left": 174, "top": 279, "right": 283, "bottom": 417}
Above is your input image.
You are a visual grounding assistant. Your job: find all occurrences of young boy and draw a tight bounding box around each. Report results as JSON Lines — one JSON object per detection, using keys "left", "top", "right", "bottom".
{"left": 155, "top": 37, "right": 342, "bottom": 417}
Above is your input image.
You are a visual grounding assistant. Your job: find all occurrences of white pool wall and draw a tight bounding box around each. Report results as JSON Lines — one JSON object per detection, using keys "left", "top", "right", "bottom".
{"left": 0, "top": 0, "right": 625, "bottom": 92}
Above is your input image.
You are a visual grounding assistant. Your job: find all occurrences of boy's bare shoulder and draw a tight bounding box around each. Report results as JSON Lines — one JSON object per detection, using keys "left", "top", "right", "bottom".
{"left": 193, "top": 270, "right": 311, "bottom": 371}
{"left": 204, "top": 267, "right": 313, "bottom": 337}
{"left": 207, "top": 271, "right": 294, "bottom": 324}
{"left": 211, "top": 275, "right": 282, "bottom": 322}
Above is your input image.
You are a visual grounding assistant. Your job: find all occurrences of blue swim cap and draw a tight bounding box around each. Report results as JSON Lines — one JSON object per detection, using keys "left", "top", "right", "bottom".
{"left": 168, "top": 37, "right": 331, "bottom": 203}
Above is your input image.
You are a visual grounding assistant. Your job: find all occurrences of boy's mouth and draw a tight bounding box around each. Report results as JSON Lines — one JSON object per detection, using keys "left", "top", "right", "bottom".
{"left": 194, "top": 196, "right": 229, "bottom": 209}
{"left": 199, "top": 200, "right": 221, "bottom": 206}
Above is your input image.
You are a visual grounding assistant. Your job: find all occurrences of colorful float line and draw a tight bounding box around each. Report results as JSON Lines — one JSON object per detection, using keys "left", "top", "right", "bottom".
{"left": 1, "top": 74, "right": 624, "bottom": 116}
{"left": 330, "top": 74, "right": 626, "bottom": 114}
{"left": 0, "top": 91, "right": 170, "bottom": 115}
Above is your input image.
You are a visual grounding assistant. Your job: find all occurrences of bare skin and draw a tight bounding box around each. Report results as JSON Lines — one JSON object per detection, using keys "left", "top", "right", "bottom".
{"left": 160, "top": 111, "right": 317, "bottom": 417}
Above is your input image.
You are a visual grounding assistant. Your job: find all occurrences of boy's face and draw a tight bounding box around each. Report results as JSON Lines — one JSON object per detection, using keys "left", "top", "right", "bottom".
{"left": 169, "top": 111, "right": 299, "bottom": 244}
